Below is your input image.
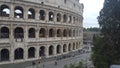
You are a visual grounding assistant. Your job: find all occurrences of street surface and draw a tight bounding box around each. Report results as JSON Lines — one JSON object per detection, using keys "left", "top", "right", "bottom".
{"left": 0, "top": 52, "right": 90, "bottom": 68}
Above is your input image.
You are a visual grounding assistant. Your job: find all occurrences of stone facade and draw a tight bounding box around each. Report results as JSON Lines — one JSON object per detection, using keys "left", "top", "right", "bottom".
{"left": 0, "top": 0, "right": 83, "bottom": 64}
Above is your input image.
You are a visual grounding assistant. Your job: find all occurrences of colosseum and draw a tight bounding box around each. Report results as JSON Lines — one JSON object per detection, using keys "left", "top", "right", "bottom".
{"left": 0, "top": 0, "right": 83, "bottom": 65}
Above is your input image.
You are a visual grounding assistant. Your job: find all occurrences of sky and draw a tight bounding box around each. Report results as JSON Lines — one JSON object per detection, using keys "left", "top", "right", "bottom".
{"left": 80, "top": 0, "right": 104, "bottom": 28}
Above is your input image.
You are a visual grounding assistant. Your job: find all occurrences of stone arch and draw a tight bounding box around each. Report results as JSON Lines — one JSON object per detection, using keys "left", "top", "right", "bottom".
{"left": 28, "top": 8, "right": 35, "bottom": 19}
{"left": 39, "top": 46, "right": 45, "bottom": 57}
{"left": 57, "top": 13, "right": 61, "bottom": 22}
{"left": 76, "top": 42, "right": 78, "bottom": 49}
{"left": 14, "top": 48, "right": 24, "bottom": 60}
{"left": 73, "top": 17, "right": 75, "bottom": 23}
{"left": 73, "top": 29, "right": 75, "bottom": 37}
{"left": 63, "top": 44, "right": 67, "bottom": 52}
{"left": 56, "top": 45, "right": 61, "bottom": 54}
{"left": 63, "top": 29, "right": 67, "bottom": 37}
{"left": 14, "top": 6, "right": 24, "bottom": 18}
{"left": 73, "top": 43, "right": 75, "bottom": 50}
{"left": 39, "top": 28, "right": 46, "bottom": 37}
{"left": 63, "top": 14, "right": 67, "bottom": 22}
{"left": 49, "top": 11, "right": 54, "bottom": 21}
{"left": 68, "top": 43, "right": 71, "bottom": 51}
{"left": 69, "top": 29, "right": 72, "bottom": 37}
{"left": 14, "top": 27, "right": 24, "bottom": 38}
{"left": 28, "top": 47, "right": 35, "bottom": 58}
{"left": 28, "top": 28, "right": 35, "bottom": 38}
{"left": 39, "top": 10, "right": 46, "bottom": 20}
{"left": 0, "top": 4, "right": 10, "bottom": 17}
{"left": 0, "top": 27, "right": 9, "bottom": 38}
{"left": 49, "top": 28, "right": 54, "bottom": 37}
{"left": 1, "top": 49, "right": 9, "bottom": 61}
{"left": 68, "top": 16, "right": 72, "bottom": 23}
{"left": 49, "top": 45, "right": 54, "bottom": 55}
{"left": 57, "top": 29, "right": 62, "bottom": 37}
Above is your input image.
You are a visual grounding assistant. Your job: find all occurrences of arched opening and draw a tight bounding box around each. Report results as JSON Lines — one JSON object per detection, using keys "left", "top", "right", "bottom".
{"left": 57, "top": 29, "right": 61, "bottom": 37}
{"left": 28, "top": 28, "right": 35, "bottom": 38}
{"left": 73, "top": 43, "right": 75, "bottom": 50}
{"left": 39, "top": 46, "right": 45, "bottom": 57}
{"left": 0, "top": 5, "right": 10, "bottom": 17}
{"left": 49, "top": 45, "right": 54, "bottom": 55}
{"left": 14, "top": 27, "right": 24, "bottom": 38}
{"left": 39, "top": 28, "right": 46, "bottom": 37}
{"left": 14, "top": 48, "right": 24, "bottom": 60}
{"left": 49, "top": 12, "right": 54, "bottom": 21}
{"left": 68, "top": 16, "right": 72, "bottom": 23}
{"left": 69, "top": 30, "right": 72, "bottom": 37}
{"left": 73, "top": 17, "right": 75, "bottom": 23}
{"left": 49, "top": 29, "right": 54, "bottom": 37}
{"left": 28, "top": 47, "right": 35, "bottom": 58}
{"left": 63, "top": 14, "right": 67, "bottom": 22}
{"left": 14, "top": 6, "right": 24, "bottom": 18}
{"left": 39, "top": 10, "right": 45, "bottom": 20}
{"left": 73, "top": 30, "right": 75, "bottom": 37}
{"left": 57, "top": 13, "right": 61, "bottom": 22}
{"left": 28, "top": 8, "right": 35, "bottom": 19}
{"left": 68, "top": 44, "right": 71, "bottom": 51}
{"left": 57, "top": 45, "right": 61, "bottom": 54}
{"left": 76, "top": 42, "right": 78, "bottom": 49}
{"left": 1, "top": 49, "right": 9, "bottom": 61}
{"left": 0, "top": 27, "right": 9, "bottom": 38}
{"left": 63, "top": 29, "right": 67, "bottom": 37}
{"left": 63, "top": 44, "right": 67, "bottom": 52}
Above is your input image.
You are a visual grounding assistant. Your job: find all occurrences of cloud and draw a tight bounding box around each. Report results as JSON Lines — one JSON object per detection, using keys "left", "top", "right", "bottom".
{"left": 80, "top": 0, "right": 104, "bottom": 28}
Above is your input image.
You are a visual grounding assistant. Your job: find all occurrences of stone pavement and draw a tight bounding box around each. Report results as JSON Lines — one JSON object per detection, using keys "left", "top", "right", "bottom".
{"left": 0, "top": 53, "right": 90, "bottom": 68}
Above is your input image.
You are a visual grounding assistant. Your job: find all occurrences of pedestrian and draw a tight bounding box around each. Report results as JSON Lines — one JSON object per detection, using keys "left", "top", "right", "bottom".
{"left": 55, "top": 61, "right": 57, "bottom": 65}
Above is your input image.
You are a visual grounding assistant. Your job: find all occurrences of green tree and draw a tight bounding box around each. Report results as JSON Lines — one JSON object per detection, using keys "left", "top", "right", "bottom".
{"left": 92, "top": 0, "right": 120, "bottom": 68}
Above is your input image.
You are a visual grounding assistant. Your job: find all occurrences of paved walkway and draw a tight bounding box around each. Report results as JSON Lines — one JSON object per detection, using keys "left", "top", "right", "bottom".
{"left": 0, "top": 53, "right": 90, "bottom": 68}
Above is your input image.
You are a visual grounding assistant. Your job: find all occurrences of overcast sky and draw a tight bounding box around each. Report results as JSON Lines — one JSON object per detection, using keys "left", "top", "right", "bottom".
{"left": 80, "top": 0, "right": 104, "bottom": 28}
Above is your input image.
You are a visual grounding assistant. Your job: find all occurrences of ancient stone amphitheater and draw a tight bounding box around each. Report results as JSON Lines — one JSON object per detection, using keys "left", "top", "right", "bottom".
{"left": 0, "top": 0, "right": 83, "bottom": 64}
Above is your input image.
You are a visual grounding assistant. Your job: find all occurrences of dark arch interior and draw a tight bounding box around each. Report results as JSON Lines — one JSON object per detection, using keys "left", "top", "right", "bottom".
{"left": 40, "top": 10, "right": 45, "bottom": 20}
{"left": 14, "top": 48, "right": 23, "bottom": 60}
{"left": 0, "top": 5, "right": 10, "bottom": 17}
{"left": 28, "top": 28, "right": 35, "bottom": 38}
{"left": 28, "top": 47, "right": 35, "bottom": 58}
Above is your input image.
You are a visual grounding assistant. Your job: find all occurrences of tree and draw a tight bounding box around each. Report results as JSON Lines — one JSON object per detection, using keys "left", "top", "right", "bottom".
{"left": 92, "top": 0, "right": 120, "bottom": 68}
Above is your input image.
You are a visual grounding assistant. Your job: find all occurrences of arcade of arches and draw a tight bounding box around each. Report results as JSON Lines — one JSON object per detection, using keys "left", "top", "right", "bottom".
{"left": 0, "top": 42, "right": 81, "bottom": 62}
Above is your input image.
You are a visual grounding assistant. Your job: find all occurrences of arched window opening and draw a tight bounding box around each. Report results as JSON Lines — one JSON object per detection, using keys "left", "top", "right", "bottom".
{"left": 0, "top": 5, "right": 10, "bottom": 17}
{"left": 57, "top": 45, "right": 61, "bottom": 54}
{"left": 76, "top": 42, "right": 78, "bottom": 49}
{"left": 14, "top": 48, "right": 24, "bottom": 60}
{"left": 73, "top": 30, "right": 75, "bottom": 37}
{"left": 28, "top": 47, "right": 35, "bottom": 58}
{"left": 68, "top": 44, "right": 71, "bottom": 51}
{"left": 57, "top": 13, "right": 61, "bottom": 22}
{"left": 73, "top": 17, "right": 75, "bottom": 23}
{"left": 1, "top": 49, "right": 9, "bottom": 61}
{"left": 49, "top": 29, "right": 54, "bottom": 37}
{"left": 49, "top": 45, "right": 54, "bottom": 55}
{"left": 39, "top": 46, "right": 45, "bottom": 57}
{"left": 63, "top": 29, "right": 67, "bottom": 37}
{"left": 39, "top": 10, "right": 45, "bottom": 20}
{"left": 28, "top": 8, "right": 35, "bottom": 19}
{"left": 49, "top": 12, "right": 54, "bottom": 21}
{"left": 68, "top": 16, "right": 72, "bottom": 23}
{"left": 57, "top": 29, "right": 61, "bottom": 37}
{"left": 39, "top": 28, "right": 46, "bottom": 37}
{"left": 63, "top": 44, "right": 67, "bottom": 52}
{"left": 14, "top": 6, "right": 24, "bottom": 18}
{"left": 69, "top": 30, "right": 72, "bottom": 37}
{"left": 73, "top": 43, "right": 75, "bottom": 50}
{"left": 14, "top": 27, "right": 24, "bottom": 38}
{"left": 63, "top": 14, "right": 67, "bottom": 22}
{"left": 28, "top": 28, "right": 35, "bottom": 38}
{"left": 0, "top": 27, "right": 9, "bottom": 38}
